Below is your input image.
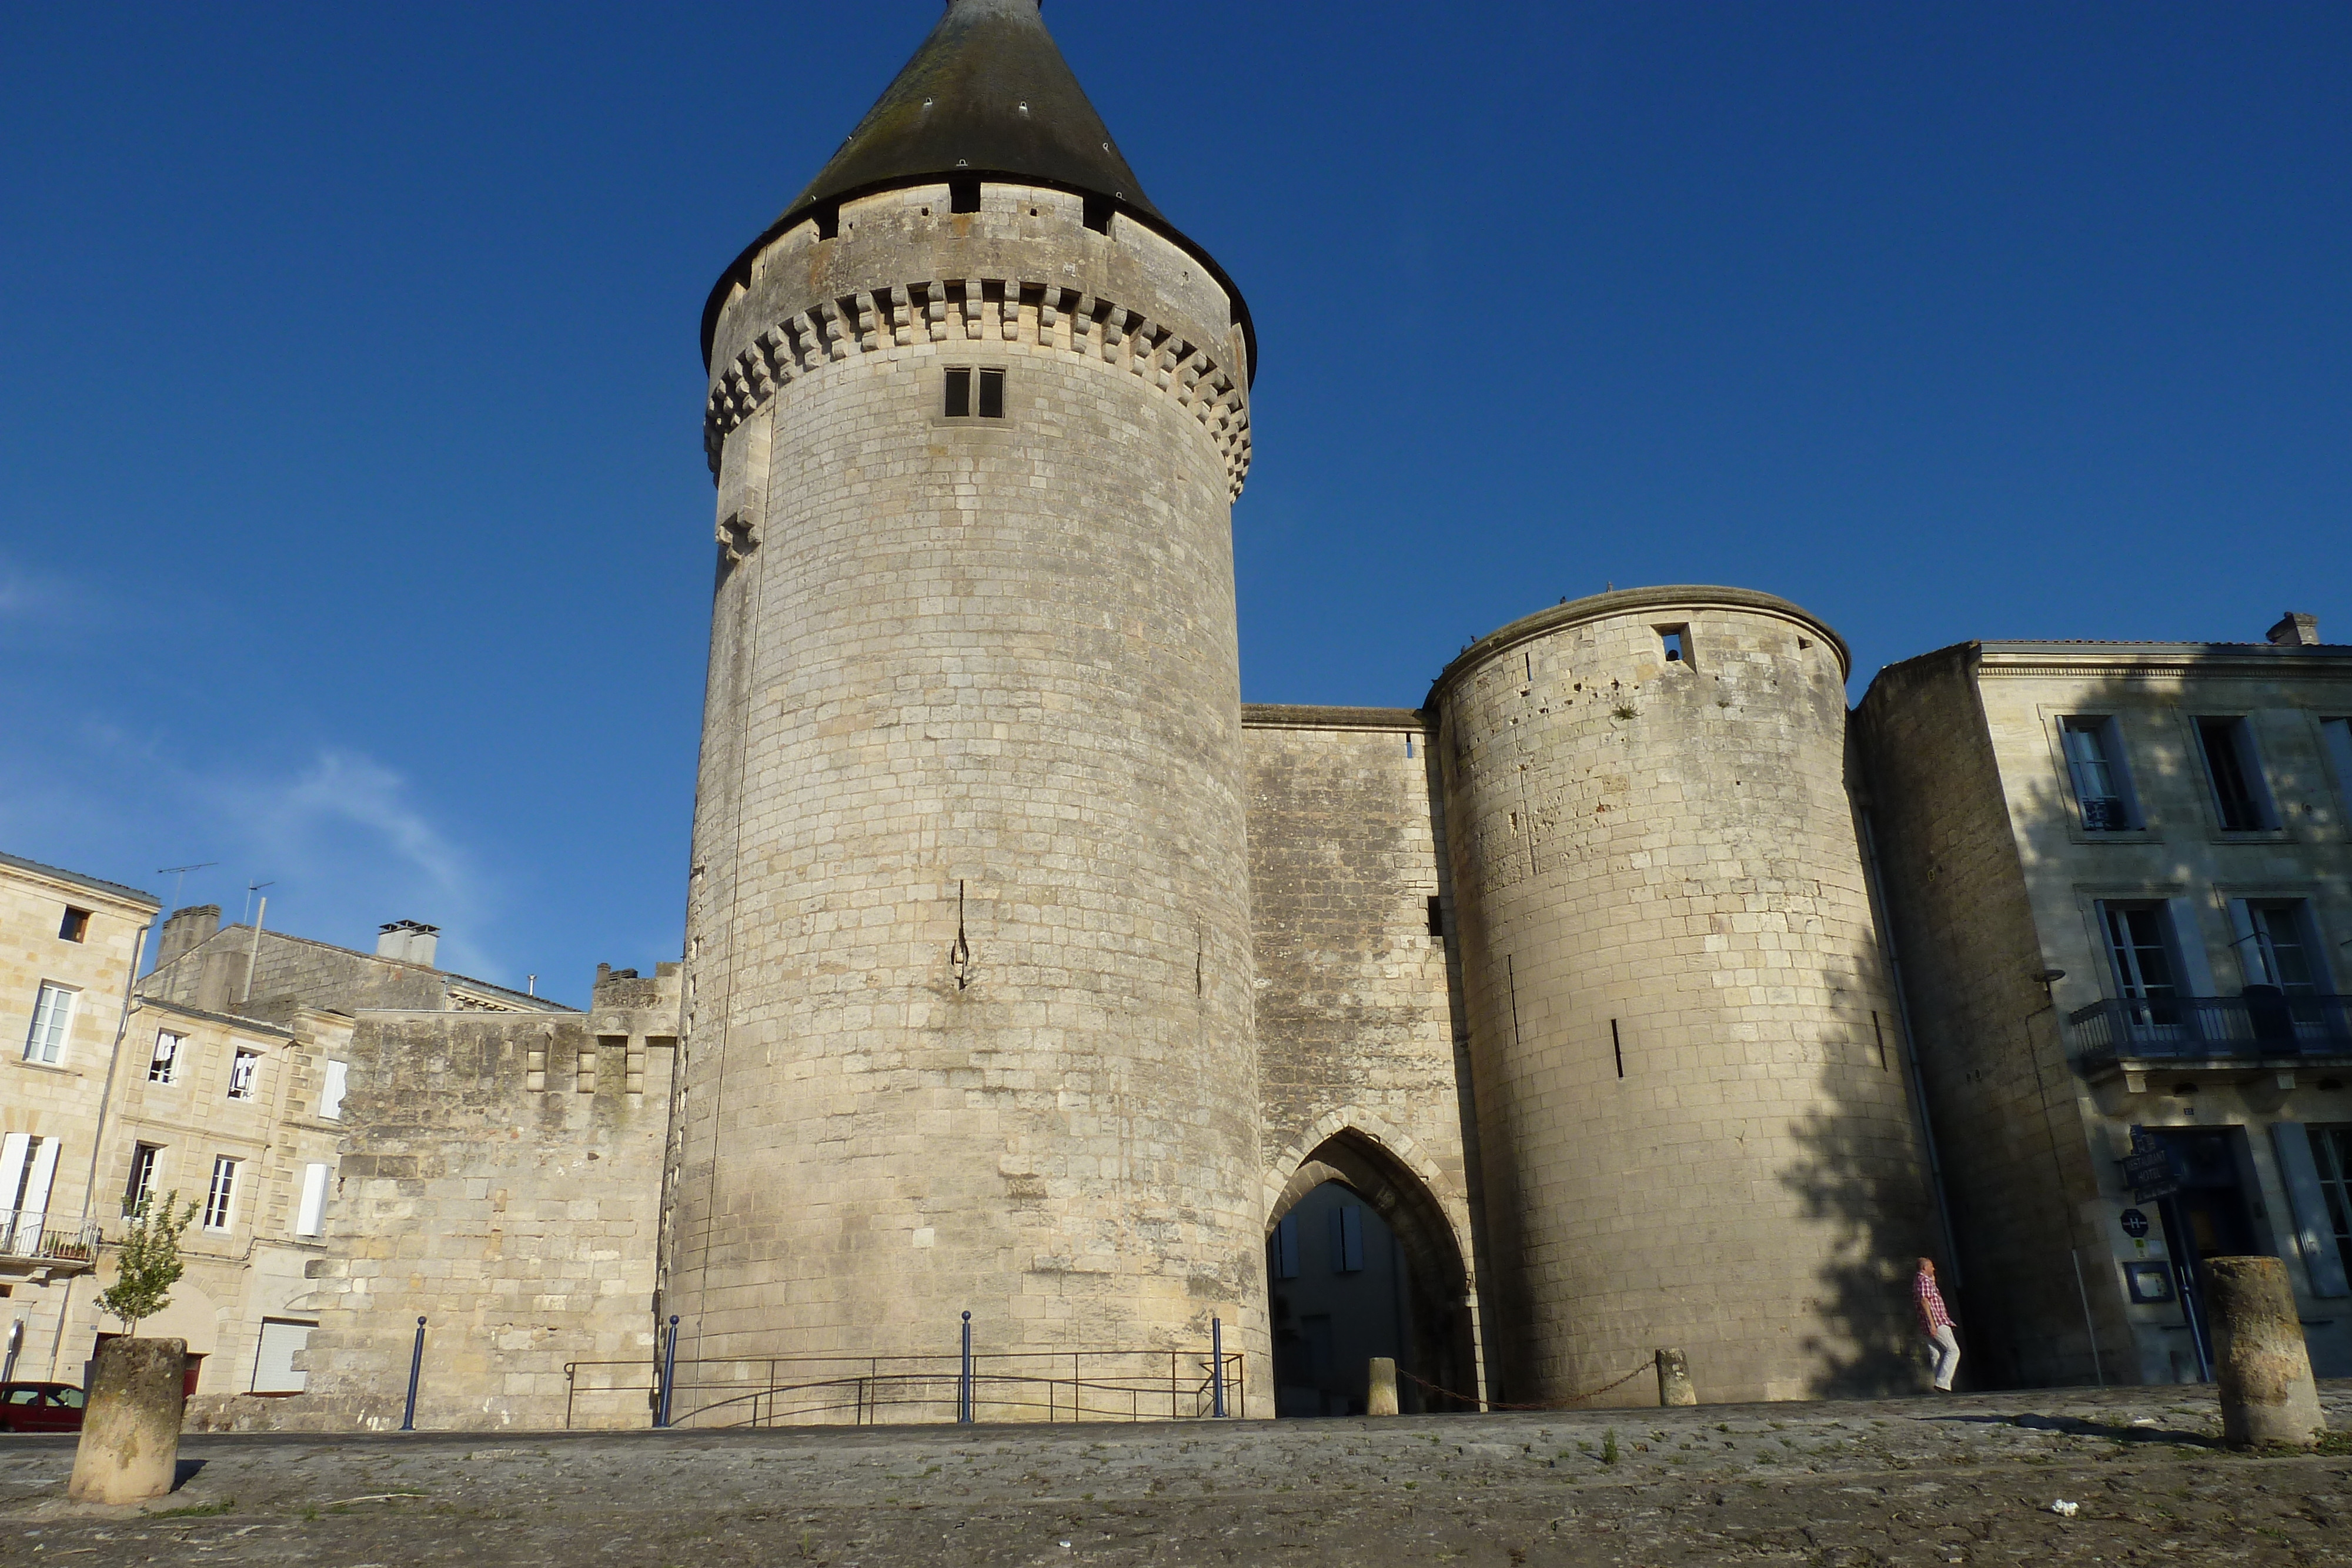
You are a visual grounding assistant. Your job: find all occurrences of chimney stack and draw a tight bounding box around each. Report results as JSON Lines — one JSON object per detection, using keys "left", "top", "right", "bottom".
{"left": 376, "top": 919, "right": 440, "bottom": 968}
{"left": 153, "top": 905, "right": 222, "bottom": 971}
{"left": 2267, "top": 611, "right": 2319, "bottom": 647}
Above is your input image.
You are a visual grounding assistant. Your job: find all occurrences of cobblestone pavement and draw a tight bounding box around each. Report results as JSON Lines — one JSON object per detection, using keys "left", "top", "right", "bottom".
{"left": 5, "top": 1383, "right": 2348, "bottom": 1566}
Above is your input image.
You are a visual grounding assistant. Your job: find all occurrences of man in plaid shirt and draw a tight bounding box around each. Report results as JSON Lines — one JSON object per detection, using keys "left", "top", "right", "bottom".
{"left": 1916, "top": 1256, "right": 1960, "bottom": 1392}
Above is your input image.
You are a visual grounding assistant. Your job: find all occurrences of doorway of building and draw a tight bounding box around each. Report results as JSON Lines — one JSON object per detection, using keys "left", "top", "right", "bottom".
{"left": 1264, "top": 1129, "right": 1481, "bottom": 1417}
{"left": 2149, "top": 1127, "right": 2261, "bottom": 1379}
{"left": 1267, "top": 1182, "right": 1411, "bottom": 1416}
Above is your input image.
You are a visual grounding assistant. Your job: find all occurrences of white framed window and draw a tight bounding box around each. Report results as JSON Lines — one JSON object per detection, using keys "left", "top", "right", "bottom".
{"left": 2, "top": 1134, "right": 60, "bottom": 1253}
{"left": 226, "top": 1049, "right": 259, "bottom": 1101}
{"left": 203, "top": 1155, "right": 239, "bottom": 1231}
{"left": 148, "top": 1031, "right": 183, "bottom": 1084}
{"left": 318, "top": 1060, "right": 349, "bottom": 1121}
{"left": 2197, "top": 716, "right": 2277, "bottom": 831}
{"left": 22, "top": 982, "right": 77, "bottom": 1065}
{"left": 2099, "top": 900, "right": 2184, "bottom": 1025}
{"left": 295, "top": 1162, "right": 329, "bottom": 1237}
{"left": 2060, "top": 716, "right": 2137, "bottom": 830}
{"left": 2314, "top": 1127, "right": 2352, "bottom": 1292}
{"left": 122, "top": 1144, "right": 161, "bottom": 1217}
{"left": 2229, "top": 899, "right": 2327, "bottom": 995}
{"left": 2325, "top": 718, "right": 2352, "bottom": 815}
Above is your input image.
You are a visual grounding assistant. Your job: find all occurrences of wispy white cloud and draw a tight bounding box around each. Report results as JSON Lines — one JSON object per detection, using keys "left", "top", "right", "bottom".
{"left": 196, "top": 750, "right": 502, "bottom": 978}
{"left": 0, "top": 721, "right": 509, "bottom": 984}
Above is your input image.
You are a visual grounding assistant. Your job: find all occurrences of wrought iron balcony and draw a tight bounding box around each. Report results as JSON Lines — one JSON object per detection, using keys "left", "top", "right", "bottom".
{"left": 2070, "top": 991, "right": 2352, "bottom": 1065}
{"left": 0, "top": 1212, "right": 102, "bottom": 1270}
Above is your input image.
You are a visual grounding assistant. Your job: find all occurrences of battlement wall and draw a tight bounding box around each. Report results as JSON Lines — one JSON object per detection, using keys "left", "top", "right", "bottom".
{"left": 188, "top": 1008, "right": 674, "bottom": 1432}
{"left": 704, "top": 183, "right": 1250, "bottom": 495}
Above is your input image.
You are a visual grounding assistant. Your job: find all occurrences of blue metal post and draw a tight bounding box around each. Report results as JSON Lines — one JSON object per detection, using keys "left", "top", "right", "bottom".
{"left": 400, "top": 1316, "right": 426, "bottom": 1431}
{"left": 657, "top": 1314, "right": 680, "bottom": 1428}
{"left": 958, "top": 1310, "right": 973, "bottom": 1424}
{"left": 1211, "top": 1316, "right": 1227, "bottom": 1417}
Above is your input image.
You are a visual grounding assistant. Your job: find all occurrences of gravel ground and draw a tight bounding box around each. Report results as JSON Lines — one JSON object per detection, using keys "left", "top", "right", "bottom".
{"left": 5, "top": 1382, "right": 2348, "bottom": 1566}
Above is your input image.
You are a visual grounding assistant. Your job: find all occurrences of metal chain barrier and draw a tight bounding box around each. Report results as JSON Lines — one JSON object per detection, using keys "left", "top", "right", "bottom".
{"left": 1400, "top": 1359, "right": 1654, "bottom": 1412}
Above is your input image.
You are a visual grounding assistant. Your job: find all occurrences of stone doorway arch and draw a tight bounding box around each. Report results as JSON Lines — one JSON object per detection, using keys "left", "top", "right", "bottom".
{"left": 1265, "top": 1128, "right": 1480, "bottom": 1412}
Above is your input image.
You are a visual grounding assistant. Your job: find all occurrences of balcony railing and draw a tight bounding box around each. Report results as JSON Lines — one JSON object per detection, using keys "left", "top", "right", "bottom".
{"left": 0, "top": 1211, "right": 102, "bottom": 1265}
{"left": 2070, "top": 992, "right": 2352, "bottom": 1063}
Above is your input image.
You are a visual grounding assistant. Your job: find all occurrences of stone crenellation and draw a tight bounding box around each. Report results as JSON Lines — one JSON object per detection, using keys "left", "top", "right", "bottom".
{"left": 701, "top": 186, "right": 1252, "bottom": 496}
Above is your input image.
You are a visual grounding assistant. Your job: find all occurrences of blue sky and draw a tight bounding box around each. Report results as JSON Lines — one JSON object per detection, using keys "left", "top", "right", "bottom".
{"left": 3, "top": 2, "right": 2345, "bottom": 1003}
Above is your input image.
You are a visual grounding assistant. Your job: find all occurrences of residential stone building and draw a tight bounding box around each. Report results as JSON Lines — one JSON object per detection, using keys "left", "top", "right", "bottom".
{"left": 1, "top": 852, "right": 159, "bottom": 1385}
{"left": 1855, "top": 618, "right": 2352, "bottom": 1390}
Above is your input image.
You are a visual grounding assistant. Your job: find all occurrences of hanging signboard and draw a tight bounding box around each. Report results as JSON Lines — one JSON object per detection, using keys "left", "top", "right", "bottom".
{"left": 2122, "top": 1129, "right": 2179, "bottom": 1203}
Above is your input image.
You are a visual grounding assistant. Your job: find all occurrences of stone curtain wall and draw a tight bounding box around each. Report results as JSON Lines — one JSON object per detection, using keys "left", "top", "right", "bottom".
{"left": 670, "top": 182, "right": 1268, "bottom": 1406}
{"left": 1242, "top": 706, "right": 1495, "bottom": 1403}
{"left": 1241, "top": 708, "right": 1485, "bottom": 1263}
{"left": 1433, "top": 588, "right": 1935, "bottom": 1406}
{"left": 233, "top": 1011, "right": 672, "bottom": 1432}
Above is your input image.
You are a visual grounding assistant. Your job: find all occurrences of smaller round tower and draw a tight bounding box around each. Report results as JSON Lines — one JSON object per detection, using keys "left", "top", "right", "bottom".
{"left": 1431, "top": 587, "right": 1934, "bottom": 1404}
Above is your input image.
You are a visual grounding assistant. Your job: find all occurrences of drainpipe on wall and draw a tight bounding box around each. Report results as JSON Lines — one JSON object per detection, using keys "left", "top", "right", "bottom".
{"left": 240, "top": 897, "right": 268, "bottom": 1007}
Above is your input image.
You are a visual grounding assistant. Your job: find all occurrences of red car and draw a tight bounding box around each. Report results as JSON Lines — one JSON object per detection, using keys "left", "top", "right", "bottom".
{"left": 0, "top": 1383, "right": 85, "bottom": 1433}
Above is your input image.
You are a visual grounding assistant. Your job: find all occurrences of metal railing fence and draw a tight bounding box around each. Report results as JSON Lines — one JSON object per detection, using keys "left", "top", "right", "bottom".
{"left": 562, "top": 1345, "right": 1244, "bottom": 1431}
{"left": 0, "top": 1211, "right": 102, "bottom": 1263}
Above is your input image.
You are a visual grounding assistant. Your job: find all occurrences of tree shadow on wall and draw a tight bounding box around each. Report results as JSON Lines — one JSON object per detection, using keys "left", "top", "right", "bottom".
{"left": 1778, "top": 951, "right": 1942, "bottom": 1398}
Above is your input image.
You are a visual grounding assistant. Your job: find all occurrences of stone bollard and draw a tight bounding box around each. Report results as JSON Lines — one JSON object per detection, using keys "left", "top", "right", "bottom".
{"left": 2206, "top": 1256, "right": 2326, "bottom": 1449}
{"left": 67, "top": 1338, "right": 187, "bottom": 1504}
{"left": 1655, "top": 1348, "right": 1698, "bottom": 1407}
{"left": 1367, "top": 1357, "right": 1399, "bottom": 1416}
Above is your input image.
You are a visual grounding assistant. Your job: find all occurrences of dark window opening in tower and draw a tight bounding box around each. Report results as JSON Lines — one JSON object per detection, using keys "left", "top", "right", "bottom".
{"left": 949, "top": 175, "right": 981, "bottom": 214}
{"left": 1426, "top": 896, "right": 1444, "bottom": 939}
{"left": 977, "top": 368, "right": 1005, "bottom": 419}
{"left": 1082, "top": 193, "right": 1114, "bottom": 233}
{"left": 813, "top": 203, "right": 840, "bottom": 240}
{"left": 1267, "top": 1183, "right": 1412, "bottom": 1417}
{"left": 1659, "top": 627, "right": 1688, "bottom": 663}
{"left": 944, "top": 368, "right": 972, "bottom": 418}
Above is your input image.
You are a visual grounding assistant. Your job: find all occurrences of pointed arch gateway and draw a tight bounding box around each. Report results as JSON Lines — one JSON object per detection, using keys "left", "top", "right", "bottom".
{"left": 1265, "top": 1127, "right": 1482, "bottom": 1413}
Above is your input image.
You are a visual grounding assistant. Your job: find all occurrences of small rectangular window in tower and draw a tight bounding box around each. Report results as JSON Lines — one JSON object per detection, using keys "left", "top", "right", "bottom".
{"left": 948, "top": 174, "right": 981, "bottom": 214}
{"left": 1426, "top": 896, "right": 1445, "bottom": 939}
{"left": 1658, "top": 626, "right": 1689, "bottom": 664}
{"left": 977, "top": 367, "right": 1005, "bottom": 419}
{"left": 943, "top": 367, "right": 972, "bottom": 418}
{"left": 58, "top": 908, "right": 89, "bottom": 943}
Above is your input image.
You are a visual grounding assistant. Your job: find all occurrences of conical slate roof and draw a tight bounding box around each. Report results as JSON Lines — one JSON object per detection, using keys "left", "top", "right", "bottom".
{"left": 703, "top": 0, "right": 1251, "bottom": 376}
{"left": 788, "top": 0, "right": 1162, "bottom": 226}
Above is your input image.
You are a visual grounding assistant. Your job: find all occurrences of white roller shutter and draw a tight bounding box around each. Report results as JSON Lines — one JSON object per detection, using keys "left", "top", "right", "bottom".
{"left": 295, "top": 1163, "right": 329, "bottom": 1238}
{"left": 250, "top": 1319, "right": 315, "bottom": 1394}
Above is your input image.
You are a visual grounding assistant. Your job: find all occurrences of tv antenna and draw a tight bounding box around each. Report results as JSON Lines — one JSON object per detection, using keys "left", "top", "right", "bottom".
{"left": 242, "top": 880, "right": 277, "bottom": 927}
{"left": 155, "top": 862, "right": 217, "bottom": 914}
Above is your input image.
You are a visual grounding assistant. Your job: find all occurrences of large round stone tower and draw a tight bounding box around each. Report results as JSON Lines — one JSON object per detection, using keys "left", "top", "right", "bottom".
{"left": 1431, "top": 587, "right": 1934, "bottom": 1405}
{"left": 664, "top": 0, "right": 1267, "bottom": 1410}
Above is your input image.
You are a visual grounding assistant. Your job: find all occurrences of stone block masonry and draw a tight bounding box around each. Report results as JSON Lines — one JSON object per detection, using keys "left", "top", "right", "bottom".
{"left": 198, "top": 983, "right": 677, "bottom": 1432}
{"left": 1431, "top": 587, "right": 1937, "bottom": 1406}
{"left": 670, "top": 179, "right": 1269, "bottom": 1410}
